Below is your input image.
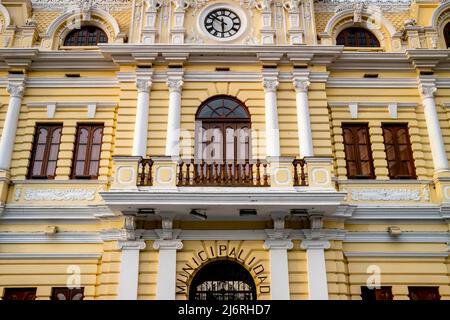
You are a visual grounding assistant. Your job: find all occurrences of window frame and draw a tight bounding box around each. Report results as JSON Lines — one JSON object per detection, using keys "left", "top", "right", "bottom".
{"left": 342, "top": 123, "right": 376, "bottom": 179}
{"left": 360, "top": 286, "right": 394, "bottom": 300}
{"left": 336, "top": 27, "right": 380, "bottom": 48}
{"left": 408, "top": 286, "right": 441, "bottom": 300}
{"left": 28, "top": 123, "right": 63, "bottom": 180}
{"left": 51, "top": 287, "right": 85, "bottom": 300}
{"left": 382, "top": 123, "right": 417, "bottom": 180}
{"left": 444, "top": 22, "right": 450, "bottom": 48}
{"left": 3, "top": 288, "right": 37, "bottom": 300}
{"left": 71, "top": 123, "right": 104, "bottom": 180}
{"left": 63, "top": 26, "right": 108, "bottom": 47}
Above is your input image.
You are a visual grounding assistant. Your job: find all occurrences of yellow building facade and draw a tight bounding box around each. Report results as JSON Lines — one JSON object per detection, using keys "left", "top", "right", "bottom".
{"left": 0, "top": 0, "right": 450, "bottom": 301}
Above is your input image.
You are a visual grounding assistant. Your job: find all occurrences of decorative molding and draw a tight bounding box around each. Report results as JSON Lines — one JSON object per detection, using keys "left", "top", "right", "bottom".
{"left": 300, "top": 240, "right": 331, "bottom": 250}
{"left": 388, "top": 103, "right": 397, "bottom": 119}
{"left": 327, "top": 78, "right": 418, "bottom": 88}
{"left": 0, "top": 253, "right": 102, "bottom": 259}
{"left": 0, "top": 205, "right": 114, "bottom": 221}
{"left": 153, "top": 239, "right": 183, "bottom": 250}
{"left": 349, "top": 205, "right": 443, "bottom": 221}
{"left": 350, "top": 189, "right": 422, "bottom": 201}
{"left": 344, "top": 232, "right": 450, "bottom": 243}
{"left": 349, "top": 103, "right": 358, "bottom": 119}
{"left": 117, "top": 240, "right": 146, "bottom": 250}
{"left": 263, "top": 239, "right": 294, "bottom": 250}
{"left": 23, "top": 188, "right": 97, "bottom": 201}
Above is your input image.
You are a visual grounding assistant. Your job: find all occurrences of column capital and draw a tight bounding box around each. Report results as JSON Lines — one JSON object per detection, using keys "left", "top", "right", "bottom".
{"left": 300, "top": 240, "right": 330, "bottom": 250}
{"left": 136, "top": 79, "right": 153, "bottom": 93}
{"left": 264, "top": 239, "right": 293, "bottom": 250}
{"left": 7, "top": 82, "right": 25, "bottom": 98}
{"left": 419, "top": 83, "right": 437, "bottom": 100}
{"left": 293, "top": 79, "right": 311, "bottom": 93}
{"left": 167, "top": 79, "right": 184, "bottom": 93}
{"left": 153, "top": 239, "right": 183, "bottom": 250}
{"left": 118, "top": 240, "right": 147, "bottom": 250}
{"left": 262, "top": 79, "right": 279, "bottom": 93}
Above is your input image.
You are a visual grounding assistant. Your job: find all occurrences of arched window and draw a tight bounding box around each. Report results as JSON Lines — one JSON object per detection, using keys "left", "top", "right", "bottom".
{"left": 64, "top": 26, "right": 108, "bottom": 46}
{"left": 195, "top": 95, "right": 251, "bottom": 163}
{"left": 336, "top": 27, "right": 380, "bottom": 47}
{"left": 444, "top": 22, "right": 450, "bottom": 48}
{"left": 189, "top": 260, "right": 257, "bottom": 301}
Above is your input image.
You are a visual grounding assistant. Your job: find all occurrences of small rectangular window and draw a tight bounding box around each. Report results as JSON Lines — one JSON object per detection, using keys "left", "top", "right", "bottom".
{"left": 382, "top": 123, "right": 416, "bottom": 179}
{"left": 3, "top": 288, "right": 37, "bottom": 300}
{"left": 28, "top": 124, "right": 63, "bottom": 179}
{"left": 342, "top": 123, "right": 375, "bottom": 179}
{"left": 51, "top": 287, "right": 84, "bottom": 300}
{"left": 408, "top": 286, "right": 440, "bottom": 300}
{"left": 361, "top": 286, "right": 393, "bottom": 300}
{"left": 71, "top": 124, "right": 104, "bottom": 179}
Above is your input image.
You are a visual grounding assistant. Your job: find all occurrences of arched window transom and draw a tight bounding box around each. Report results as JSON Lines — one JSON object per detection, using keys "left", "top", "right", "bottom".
{"left": 189, "top": 260, "right": 257, "bottom": 301}
{"left": 196, "top": 96, "right": 250, "bottom": 120}
{"left": 336, "top": 27, "right": 380, "bottom": 47}
{"left": 64, "top": 26, "right": 108, "bottom": 46}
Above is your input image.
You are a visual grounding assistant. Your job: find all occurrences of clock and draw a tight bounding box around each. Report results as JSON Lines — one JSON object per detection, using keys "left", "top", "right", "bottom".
{"left": 204, "top": 8, "right": 241, "bottom": 39}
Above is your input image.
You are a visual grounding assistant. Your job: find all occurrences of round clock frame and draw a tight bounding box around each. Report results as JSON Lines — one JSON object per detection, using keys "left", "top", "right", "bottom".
{"left": 197, "top": 3, "right": 247, "bottom": 42}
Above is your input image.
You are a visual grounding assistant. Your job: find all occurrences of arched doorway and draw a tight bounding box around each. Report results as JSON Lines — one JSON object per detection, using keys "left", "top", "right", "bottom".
{"left": 195, "top": 95, "right": 251, "bottom": 163}
{"left": 189, "top": 260, "right": 257, "bottom": 301}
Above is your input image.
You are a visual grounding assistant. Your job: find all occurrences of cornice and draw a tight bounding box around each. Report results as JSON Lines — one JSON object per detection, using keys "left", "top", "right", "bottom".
{"left": 344, "top": 232, "right": 450, "bottom": 243}
{"left": 344, "top": 251, "right": 449, "bottom": 258}
{"left": 327, "top": 78, "right": 418, "bottom": 88}
{"left": 0, "top": 232, "right": 102, "bottom": 244}
{"left": 0, "top": 205, "right": 115, "bottom": 221}
{"left": 406, "top": 49, "right": 450, "bottom": 70}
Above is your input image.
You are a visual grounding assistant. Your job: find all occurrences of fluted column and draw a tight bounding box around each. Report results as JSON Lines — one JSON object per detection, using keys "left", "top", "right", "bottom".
{"left": 165, "top": 72, "right": 184, "bottom": 157}
{"left": 419, "top": 80, "right": 449, "bottom": 172}
{"left": 293, "top": 78, "right": 314, "bottom": 158}
{"left": 262, "top": 74, "right": 281, "bottom": 157}
{"left": 0, "top": 80, "right": 25, "bottom": 170}
{"left": 263, "top": 239, "right": 293, "bottom": 299}
{"left": 132, "top": 73, "right": 153, "bottom": 157}
{"left": 301, "top": 240, "right": 330, "bottom": 300}
{"left": 117, "top": 240, "right": 146, "bottom": 300}
{"left": 154, "top": 239, "right": 183, "bottom": 300}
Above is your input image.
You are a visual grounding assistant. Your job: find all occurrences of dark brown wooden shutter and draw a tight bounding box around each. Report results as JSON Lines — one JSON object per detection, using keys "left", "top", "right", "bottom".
{"left": 3, "top": 288, "right": 37, "bottom": 300}
{"left": 71, "top": 124, "right": 104, "bottom": 179}
{"left": 342, "top": 123, "right": 375, "bottom": 179}
{"left": 408, "top": 287, "right": 441, "bottom": 300}
{"left": 28, "top": 124, "right": 62, "bottom": 179}
{"left": 361, "top": 286, "right": 393, "bottom": 300}
{"left": 382, "top": 123, "right": 416, "bottom": 179}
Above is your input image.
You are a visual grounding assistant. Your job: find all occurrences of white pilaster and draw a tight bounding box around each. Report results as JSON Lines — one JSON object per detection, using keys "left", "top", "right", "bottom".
{"left": 263, "top": 239, "right": 293, "bottom": 300}
{"left": 0, "top": 79, "right": 25, "bottom": 170}
{"left": 132, "top": 72, "right": 153, "bottom": 157}
{"left": 142, "top": 0, "right": 161, "bottom": 44}
{"left": 293, "top": 77, "right": 314, "bottom": 158}
{"left": 262, "top": 72, "right": 280, "bottom": 157}
{"left": 154, "top": 240, "right": 183, "bottom": 300}
{"left": 301, "top": 240, "right": 330, "bottom": 300}
{"left": 165, "top": 71, "right": 184, "bottom": 157}
{"left": 419, "top": 79, "right": 449, "bottom": 172}
{"left": 117, "top": 240, "right": 146, "bottom": 300}
{"left": 170, "top": 0, "right": 187, "bottom": 44}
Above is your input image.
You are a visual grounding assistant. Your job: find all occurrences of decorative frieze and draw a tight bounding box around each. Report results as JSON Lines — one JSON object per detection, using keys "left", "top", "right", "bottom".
{"left": 22, "top": 188, "right": 97, "bottom": 201}
{"left": 350, "top": 188, "right": 422, "bottom": 201}
{"left": 31, "top": 0, "right": 133, "bottom": 11}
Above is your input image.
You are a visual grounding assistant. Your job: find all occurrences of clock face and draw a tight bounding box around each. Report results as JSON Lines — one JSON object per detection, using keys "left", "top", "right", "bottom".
{"left": 204, "top": 8, "right": 241, "bottom": 39}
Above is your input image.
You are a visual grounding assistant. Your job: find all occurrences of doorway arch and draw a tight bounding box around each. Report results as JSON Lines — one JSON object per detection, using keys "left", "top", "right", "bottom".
{"left": 188, "top": 259, "right": 257, "bottom": 301}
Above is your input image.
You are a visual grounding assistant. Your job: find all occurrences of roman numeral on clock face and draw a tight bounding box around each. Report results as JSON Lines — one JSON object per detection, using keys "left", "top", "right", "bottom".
{"left": 204, "top": 8, "right": 241, "bottom": 39}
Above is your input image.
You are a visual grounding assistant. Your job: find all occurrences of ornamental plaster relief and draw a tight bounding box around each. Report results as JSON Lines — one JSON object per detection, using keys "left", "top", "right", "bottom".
{"left": 12, "top": 186, "right": 105, "bottom": 202}
{"left": 349, "top": 187, "right": 431, "bottom": 202}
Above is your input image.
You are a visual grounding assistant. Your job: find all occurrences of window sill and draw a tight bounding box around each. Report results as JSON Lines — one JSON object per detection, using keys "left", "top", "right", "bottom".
{"left": 59, "top": 46, "right": 100, "bottom": 51}
{"left": 342, "top": 47, "right": 384, "bottom": 52}
{"left": 336, "top": 179, "right": 431, "bottom": 185}
{"left": 11, "top": 179, "right": 108, "bottom": 184}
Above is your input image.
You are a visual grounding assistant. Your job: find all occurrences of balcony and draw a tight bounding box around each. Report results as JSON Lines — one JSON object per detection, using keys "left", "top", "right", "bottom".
{"left": 137, "top": 158, "right": 309, "bottom": 187}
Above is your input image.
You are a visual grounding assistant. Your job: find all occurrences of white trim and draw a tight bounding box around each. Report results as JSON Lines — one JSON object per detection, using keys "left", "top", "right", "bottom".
{"left": 350, "top": 206, "right": 443, "bottom": 221}
{"left": 0, "top": 232, "right": 102, "bottom": 243}
{"left": 337, "top": 179, "right": 431, "bottom": 185}
{"left": 327, "top": 78, "right": 418, "bottom": 88}
{"left": 344, "top": 251, "right": 449, "bottom": 258}
{"left": 0, "top": 205, "right": 115, "bottom": 221}
{"left": 344, "top": 232, "right": 450, "bottom": 243}
{"left": 0, "top": 253, "right": 102, "bottom": 259}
